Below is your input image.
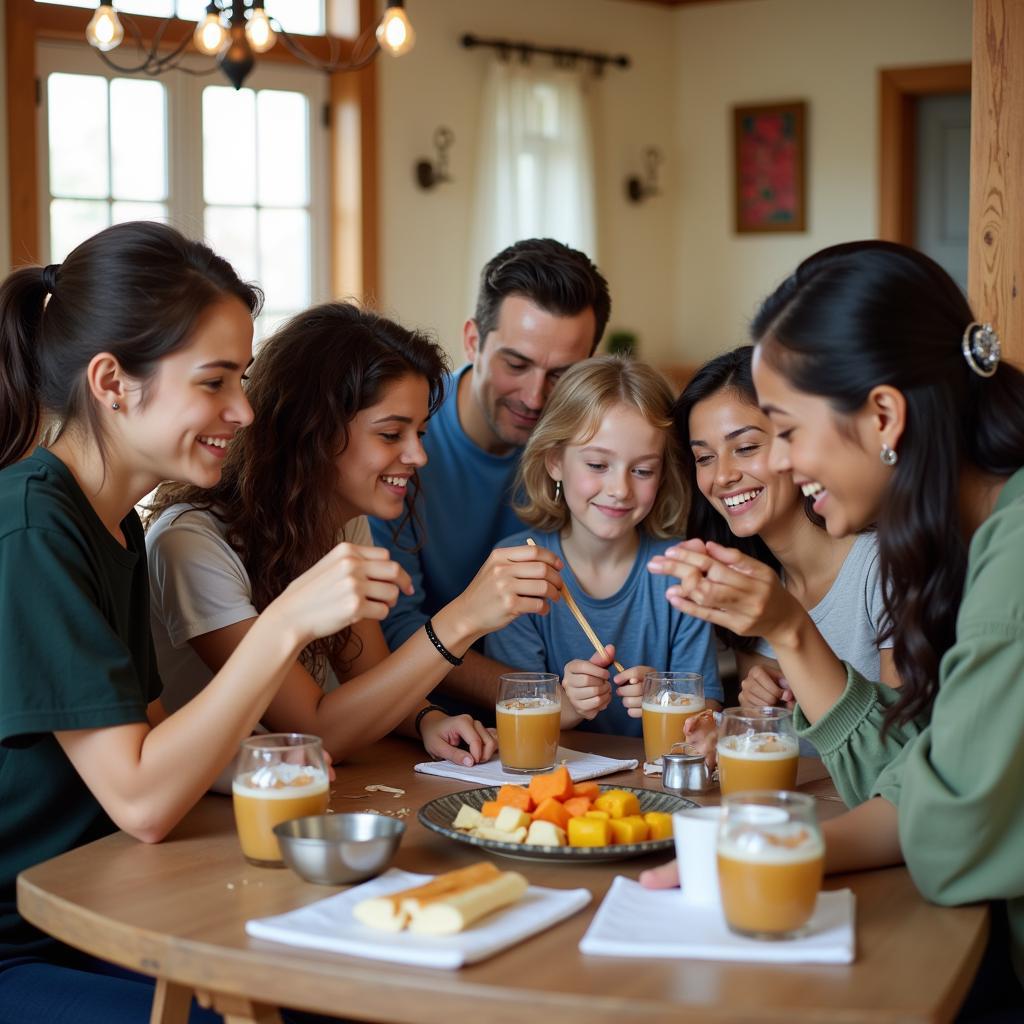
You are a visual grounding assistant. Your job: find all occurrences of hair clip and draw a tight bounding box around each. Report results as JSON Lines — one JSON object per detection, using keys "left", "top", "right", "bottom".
{"left": 961, "top": 321, "right": 1000, "bottom": 378}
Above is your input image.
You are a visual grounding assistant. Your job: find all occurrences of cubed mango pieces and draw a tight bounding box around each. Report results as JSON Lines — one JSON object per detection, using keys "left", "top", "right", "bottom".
{"left": 593, "top": 790, "right": 641, "bottom": 819}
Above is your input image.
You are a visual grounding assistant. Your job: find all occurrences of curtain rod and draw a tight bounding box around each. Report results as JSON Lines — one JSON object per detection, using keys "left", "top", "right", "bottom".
{"left": 460, "top": 33, "right": 631, "bottom": 74}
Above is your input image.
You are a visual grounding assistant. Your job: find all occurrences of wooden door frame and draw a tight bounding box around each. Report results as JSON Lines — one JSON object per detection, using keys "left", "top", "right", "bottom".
{"left": 4, "top": 0, "right": 378, "bottom": 300}
{"left": 878, "top": 62, "right": 972, "bottom": 244}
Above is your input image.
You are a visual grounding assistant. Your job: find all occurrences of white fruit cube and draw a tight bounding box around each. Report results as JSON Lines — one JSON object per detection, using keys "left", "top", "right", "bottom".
{"left": 525, "top": 820, "right": 567, "bottom": 846}
{"left": 453, "top": 804, "right": 483, "bottom": 830}
{"left": 493, "top": 806, "right": 532, "bottom": 833}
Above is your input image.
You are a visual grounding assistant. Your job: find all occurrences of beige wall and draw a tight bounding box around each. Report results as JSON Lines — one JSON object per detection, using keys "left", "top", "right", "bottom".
{"left": 376, "top": 0, "right": 679, "bottom": 362}
{"left": 672, "top": 0, "right": 971, "bottom": 361}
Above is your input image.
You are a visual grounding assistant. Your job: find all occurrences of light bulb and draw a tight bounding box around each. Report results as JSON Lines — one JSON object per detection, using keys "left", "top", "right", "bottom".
{"left": 86, "top": 4, "right": 124, "bottom": 53}
{"left": 245, "top": 7, "right": 276, "bottom": 55}
{"left": 375, "top": 2, "right": 415, "bottom": 57}
{"left": 193, "top": 10, "right": 228, "bottom": 56}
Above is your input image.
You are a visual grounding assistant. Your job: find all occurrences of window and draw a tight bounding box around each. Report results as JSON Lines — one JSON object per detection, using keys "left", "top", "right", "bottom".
{"left": 37, "top": 39, "right": 328, "bottom": 339}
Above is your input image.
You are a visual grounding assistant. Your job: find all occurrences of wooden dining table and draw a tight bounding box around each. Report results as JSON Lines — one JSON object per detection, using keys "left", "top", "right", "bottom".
{"left": 18, "top": 732, "right": 988, "bottom": 1024}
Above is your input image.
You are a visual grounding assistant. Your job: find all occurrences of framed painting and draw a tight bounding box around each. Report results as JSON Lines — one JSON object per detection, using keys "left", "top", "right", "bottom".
{"left": 733, "top": 101, "right": 807, "bottom": 233}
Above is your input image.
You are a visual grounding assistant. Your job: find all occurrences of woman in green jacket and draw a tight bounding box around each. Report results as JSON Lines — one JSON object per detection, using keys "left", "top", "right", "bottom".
{"left": 645, "top": 241, "right": 1024, "bottom": 1015}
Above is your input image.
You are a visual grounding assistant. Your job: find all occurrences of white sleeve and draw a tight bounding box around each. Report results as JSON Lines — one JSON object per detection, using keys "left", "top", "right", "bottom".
{"left": 340, "top": 515, "right": 373, "bottom": 547}
{"left": 147, "top": 512, "right": 258, "bottom": 648}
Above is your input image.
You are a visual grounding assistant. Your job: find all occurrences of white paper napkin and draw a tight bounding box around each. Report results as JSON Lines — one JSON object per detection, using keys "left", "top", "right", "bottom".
{"left": 246, "top": 868, "right": 592, "bottom": 969}
{"left": 579, "top": 876, "right": 855, "bottom": 964}
{"left": 414, "top": 747, "right": 638, "bottom": 787}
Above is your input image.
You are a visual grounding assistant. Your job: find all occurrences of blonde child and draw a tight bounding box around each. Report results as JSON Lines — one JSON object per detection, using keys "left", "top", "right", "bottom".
{"left": 485, "top": 356, "right": 722, "bottom": 735}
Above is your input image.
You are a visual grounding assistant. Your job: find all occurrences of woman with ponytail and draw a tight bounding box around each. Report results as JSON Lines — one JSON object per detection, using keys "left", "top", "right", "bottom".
{"left": 645, "top": 241, "right": 1024, "bottom": 1016}
{"left": 0, "top": 222, "right": 408, "bottom": 1022}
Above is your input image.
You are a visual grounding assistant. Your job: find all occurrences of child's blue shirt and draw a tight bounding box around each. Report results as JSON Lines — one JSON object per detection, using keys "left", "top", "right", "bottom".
{"left": 484, "top": 527, "right": 722, "bottom": 737}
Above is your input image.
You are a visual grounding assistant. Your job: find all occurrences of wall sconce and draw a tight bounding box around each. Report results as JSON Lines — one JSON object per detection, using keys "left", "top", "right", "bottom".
{"left": 416, "top": 126, "right": 455, "bottom": 189}
{"left": 626, "top": 146, "right": 663, "bottom": 203}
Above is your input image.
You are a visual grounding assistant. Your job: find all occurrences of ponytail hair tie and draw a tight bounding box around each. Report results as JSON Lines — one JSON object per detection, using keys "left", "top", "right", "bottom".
{"left": 962, "top": 321, "right": 1000, "bottom": 378}
{"left": 41, "top": 264, "right": 61, "bottom": 295}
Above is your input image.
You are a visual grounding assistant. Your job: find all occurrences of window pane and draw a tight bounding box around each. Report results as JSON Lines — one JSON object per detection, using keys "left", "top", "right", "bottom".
{"left": 259, "top": 208, "right": 310, "bottom": 311}
{"left": 203, "top": 87, "right": 256, "bottom": 205}
{"left": 112, "top": 201, "right": 168, "bottom": 225}
{"left": 266, "top": 0, "right": 323, "bottom": 36}
{"left": 205, "top": 205, "right": 258, "bottom": 282}
{"left": 111, "top": 79, "right": 167, "bottom": 201}
{"left": 48, "top": 73, "right": 108, "bottom": 198}
{"left": 257, "top": 91, "right": 309, "bottom": 207}
{"left": 50, "top": 199, "right": 109, "bottom": 262}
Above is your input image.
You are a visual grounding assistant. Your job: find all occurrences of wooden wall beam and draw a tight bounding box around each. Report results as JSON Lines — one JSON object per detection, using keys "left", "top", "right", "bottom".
{"left": 969, "top": 0, "right": 1024, "bottom": 365}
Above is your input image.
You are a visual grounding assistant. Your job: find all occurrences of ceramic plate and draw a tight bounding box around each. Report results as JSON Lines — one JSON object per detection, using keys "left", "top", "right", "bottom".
{"left": 418, "top": 785, "right": 696, "bottom": 863}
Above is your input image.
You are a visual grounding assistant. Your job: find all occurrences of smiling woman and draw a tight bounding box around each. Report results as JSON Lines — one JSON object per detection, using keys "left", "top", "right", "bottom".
{"left": 143, "top": 301, "right": 565, "bottom": 774}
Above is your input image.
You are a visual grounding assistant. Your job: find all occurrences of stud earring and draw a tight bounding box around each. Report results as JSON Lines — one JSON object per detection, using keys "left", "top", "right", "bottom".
{"left": 880, "top": 443, "right": 898, "bottom": 466}
{"left": 111, "top": 402, "right": 120, "bottom": 411}
{"left": 553, "top": 480, "right": 562, "bottom": 502}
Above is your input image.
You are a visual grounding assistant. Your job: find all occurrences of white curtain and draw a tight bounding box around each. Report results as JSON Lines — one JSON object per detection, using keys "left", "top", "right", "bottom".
{"left": 468, "top": 60, "right": 598, "bottom": 307}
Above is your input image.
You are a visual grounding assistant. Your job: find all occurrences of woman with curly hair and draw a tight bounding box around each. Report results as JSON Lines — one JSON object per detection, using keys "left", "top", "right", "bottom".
{"left": 146, "top": 302, "right": 563, "bottom": 770}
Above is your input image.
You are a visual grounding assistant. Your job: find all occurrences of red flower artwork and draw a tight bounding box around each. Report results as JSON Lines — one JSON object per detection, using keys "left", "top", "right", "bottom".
{"left": 733, "top": 102, "right": 806, "bottom": 233}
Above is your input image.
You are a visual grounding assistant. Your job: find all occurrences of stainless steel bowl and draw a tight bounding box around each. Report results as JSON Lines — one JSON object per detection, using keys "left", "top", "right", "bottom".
{"left": 273, "top": 813, "right": 405, "bottom": 885}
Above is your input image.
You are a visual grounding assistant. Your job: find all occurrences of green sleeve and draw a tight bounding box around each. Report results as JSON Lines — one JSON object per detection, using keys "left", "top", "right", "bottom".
{"left": 873, "top": 497, "right": 1024, "bottom": 909}
{"left": 792, "top": 664, "right": 924, "bottom": 808}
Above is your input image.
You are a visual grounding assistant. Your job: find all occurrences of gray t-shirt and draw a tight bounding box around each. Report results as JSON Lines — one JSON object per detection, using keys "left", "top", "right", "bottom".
{"left": 756, "top": 531, "right": 892, "bottom": 678}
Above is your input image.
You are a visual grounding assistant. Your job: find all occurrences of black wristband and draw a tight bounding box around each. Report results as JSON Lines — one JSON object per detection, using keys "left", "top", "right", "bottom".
{"left": 424, "top": 619, "right": 464, "bottom": 667}
{"left": 414, "top": 704, "right": 447, "bottom": 737}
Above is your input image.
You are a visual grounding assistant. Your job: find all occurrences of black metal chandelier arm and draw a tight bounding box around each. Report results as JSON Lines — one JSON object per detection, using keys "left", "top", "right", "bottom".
{"left": 274, "top": 23, "right": 382, "bottom": 74}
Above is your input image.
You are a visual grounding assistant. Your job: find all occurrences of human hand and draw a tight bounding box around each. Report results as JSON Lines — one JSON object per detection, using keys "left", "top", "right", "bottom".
{"left": 739, "top": 664, "right": 794, "bottom": 709}
{"left": 420, "top": 712, "right": 498, "bottom": 767}
{"left": 276, "top": 543, "right": 412, "bottom": 646}
{"left": 639, "top": 859, "right": 680, "bottom": 889}
{"left": 613, "top": 664, "right": 653, "bottom": 719}
{"left": 649, "top": 540, "right": 803, "bottom": 644}
{"left": 452, "top": 543, "right": 564, "bottom": 640}
{"left": 682, "top": 708, "right": 719, "bottom": 769}
{"left": 561, "top": 645, "right": 615, "bottom": 723}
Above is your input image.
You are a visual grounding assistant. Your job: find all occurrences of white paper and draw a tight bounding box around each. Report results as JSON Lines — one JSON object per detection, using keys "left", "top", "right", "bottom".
{"left": 246, "top": 868, "right": 592, "bottom": 969}
{"left": 580, "top": 876, "right": 855, "bottom": 964}
{"left": 414, "top": 747, "right": 637, "bottom": 787}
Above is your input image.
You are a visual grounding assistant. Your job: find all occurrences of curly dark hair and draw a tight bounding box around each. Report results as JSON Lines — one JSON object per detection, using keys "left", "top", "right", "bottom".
{"left": 671, "top": 346, "right": 824, "bottom": 653}
{"left": 147, "top": 302, "right": 448, "bottom": 680}
{"left": 751, "top": 240, "right": 1024, "bottom": 730}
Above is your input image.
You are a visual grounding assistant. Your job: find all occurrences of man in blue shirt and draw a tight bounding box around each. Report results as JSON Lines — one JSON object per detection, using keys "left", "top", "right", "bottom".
{"left": 370, "top": 239, "right": 611, "bottom": 712}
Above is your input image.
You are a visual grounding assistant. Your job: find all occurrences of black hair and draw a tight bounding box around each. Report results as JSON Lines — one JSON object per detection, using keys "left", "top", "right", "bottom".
{"left": 752, "top": 240, "right": 1024, "bottom": 729}
{"left": 671, "top": 345, "right": 823, "bottom": 651}
{"left": 149, "top": 302, "right": 449, "bottom": 680}
{"left": 473, "top": 238, "right": 611, "bottom": 352}
{"left": 0, "top": 221, "right": 262, "bottom": 469}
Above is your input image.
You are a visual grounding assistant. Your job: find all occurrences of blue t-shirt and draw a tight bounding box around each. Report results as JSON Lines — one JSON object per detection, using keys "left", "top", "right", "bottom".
{"left": 370, "top": 365, "right": 525, "bottom": 649}
{"left": 484, "top": 528, "right": 721, "bottom": 736}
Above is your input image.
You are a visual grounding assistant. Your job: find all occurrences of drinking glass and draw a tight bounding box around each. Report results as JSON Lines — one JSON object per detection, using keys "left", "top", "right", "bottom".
{"left": 717, "top": 791, "right": 824, "bottom": 940}
{"left": 232, "top": 733, "right": 329, "bottom": 866}
{"left": 717, "top": 706, "right": 799, "bottom": 796}
{"left": 495, "top": 673, "right": 561, "bottom": 774}
{"left": 641, "top": 672, "right": 704, "bottom": 763}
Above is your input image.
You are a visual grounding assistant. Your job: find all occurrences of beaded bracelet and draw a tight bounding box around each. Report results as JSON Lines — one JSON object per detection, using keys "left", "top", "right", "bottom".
{"left": 424, "top": 618, "right": 463, "bottom": 667}
{"left": 414, "top": 704, "right": 447, "bottom": 737}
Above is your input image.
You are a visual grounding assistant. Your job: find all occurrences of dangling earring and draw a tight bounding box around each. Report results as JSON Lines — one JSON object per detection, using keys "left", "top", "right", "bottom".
{"left": 880, "top": 443, "right": 898, "bottom": 467}
{"left": 553, "top": 480, "right": 563, "bottom": 502}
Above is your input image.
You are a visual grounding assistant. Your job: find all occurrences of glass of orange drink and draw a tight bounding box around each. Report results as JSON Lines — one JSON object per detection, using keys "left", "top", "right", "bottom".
{"left": 496, "top": 673, "right": 561, "bottom": 773}
{"left": 641, "top": 672, "right": 704, "bottom": 764}
{"left": 232, "top": 734, "right": 330, "bottom": 866}
{"left": 717, "top": 706, "right": 799, "bottom": 796}
{"left": 717, "top": 791, "right": 825, "bottom": 940}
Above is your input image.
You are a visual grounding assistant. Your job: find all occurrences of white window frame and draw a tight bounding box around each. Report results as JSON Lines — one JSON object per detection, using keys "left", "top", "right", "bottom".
{"left": 35, "top": 39, "right": 329, "bottom": 312}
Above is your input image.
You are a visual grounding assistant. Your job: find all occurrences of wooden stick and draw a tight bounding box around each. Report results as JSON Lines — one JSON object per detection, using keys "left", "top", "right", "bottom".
{"left": 526, "top": 538, "right": 626, "bottom": 673}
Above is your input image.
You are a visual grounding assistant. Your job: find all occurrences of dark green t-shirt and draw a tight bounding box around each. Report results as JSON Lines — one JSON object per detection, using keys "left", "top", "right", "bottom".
{"left": 0, "top": 448, "right": 161, "bottom": 958}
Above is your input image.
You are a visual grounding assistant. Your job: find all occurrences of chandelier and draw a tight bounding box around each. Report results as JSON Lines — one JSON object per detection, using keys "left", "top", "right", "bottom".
{"left": 85, "top": 1, "right": 415, "bottom": 90}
